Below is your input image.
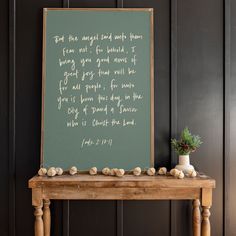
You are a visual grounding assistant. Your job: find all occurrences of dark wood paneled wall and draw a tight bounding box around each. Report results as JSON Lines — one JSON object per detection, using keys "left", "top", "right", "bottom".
{"left": 1, "top": 0, "right": 235, "bottom": 235}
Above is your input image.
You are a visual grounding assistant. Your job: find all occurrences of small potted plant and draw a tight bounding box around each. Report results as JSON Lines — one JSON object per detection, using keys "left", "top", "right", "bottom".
{"left": 171, "top": 127, "right": 202, "bottom": 173}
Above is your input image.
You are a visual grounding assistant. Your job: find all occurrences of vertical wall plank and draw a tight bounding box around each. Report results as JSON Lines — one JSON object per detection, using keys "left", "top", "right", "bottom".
{"left": 170, "top": 0, "right": 178, "bottom": 235}
{"left": 116, "top": 201, "right": 123, "bottom": 236}
{"left": 63, "top": 201, "right": 70, "bottom": 236}
{"left": 224, "top": 1, "right": 230, "bottom": 235}
{"left": 69, "top": 201, "right": 116, "bottom": 236}
{"left": 63, "top": 0, "right": 70, "bottom": 8}
{"left": 8, "top": 0, "right": 16, "bottom": 235}
{"left": 0, "top": 0, "right": 9, "bottom": 235}
{"left": 69, "top": 0, "right": 116, "bottom": 8}
{"left": 177, "top": 0, "right": 224, "bottom": 235}
{"left": 227, "top": 0, "right": 236, "bottom": 235}
{"left": 14, "top": 1, "right": 62, "bottom": 235}
{"left": 117, "top": 0, "right": 123, "bottom": 7}
{"left": 170, "top": 0, "right": 178, "bottom": 166}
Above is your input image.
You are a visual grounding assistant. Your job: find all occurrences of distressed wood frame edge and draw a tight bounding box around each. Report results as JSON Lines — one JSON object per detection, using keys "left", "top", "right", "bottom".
{"left": 40, "top": 9, "right": 47, "bottom": 166}
{"left": 40, "top": 8, "right": 155, "bottom": 168}
{"left": 43, "top": 8, "right": 153, "bottom": 12}
{"left": 150, "top": 8, "right": 154, "bottom": 167}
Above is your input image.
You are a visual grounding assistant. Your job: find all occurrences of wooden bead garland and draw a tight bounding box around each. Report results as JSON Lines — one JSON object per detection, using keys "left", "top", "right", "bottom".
{"left": 37, "top": 165, "right": 192, "bottom": 179}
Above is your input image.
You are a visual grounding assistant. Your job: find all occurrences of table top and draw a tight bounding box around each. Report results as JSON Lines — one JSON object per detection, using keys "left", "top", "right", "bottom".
{"left": 29, "top": 173, "right": 215, "bottom": 189}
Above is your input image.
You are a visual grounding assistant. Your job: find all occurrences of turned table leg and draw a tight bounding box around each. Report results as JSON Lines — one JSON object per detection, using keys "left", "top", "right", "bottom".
{"left": 32, "top": 188, "right": 44, "bottom": 236}
{"left": 201, "top": 206, "right": 211, "bottom": 236}
{"left": 34, "top": 203, "right": 44, "bottom": 236}
{"left": 201, "top": 188, "right": 212, "bottom": 236}
{"left": 193, "top": 199, "right": 201, "bottom": 236}
{"left": 43, "top": 199, "right": 51, "bottom": 236}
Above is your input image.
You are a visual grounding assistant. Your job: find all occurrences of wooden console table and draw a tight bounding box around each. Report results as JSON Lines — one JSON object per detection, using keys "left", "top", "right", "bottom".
{"left": 28, "top": 173, "right": 215, "bottom": 236}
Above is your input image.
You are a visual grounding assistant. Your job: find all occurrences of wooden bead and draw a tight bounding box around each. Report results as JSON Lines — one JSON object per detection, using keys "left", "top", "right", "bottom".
{"left": 38, "top": 168, "right": 47, "bottom": 176}
{"left": 69, "top": 166, "right": 78, "bottom": 175}
{"left": 178, "top": 171, "right": 185, "bottom": 179}
{"left": 133, "top": 167, "right": 142, "bottom": 176}
{"left": 55, "top": 167, "right": 63, "bottom": 176}
{"left": 110, "top": 168, "right": 118, "bottom": 176}
{"left": 115, "top": 169, "right": 125, "bottom": 177}
{"left": 47, "top": 167, "right": 56, "bottom": 177}
{"left": 185, "top": 169, "right": 197, "bottom": 178}
{"left": 147, "top": 167, "right": 156, "bottom": 176}
{"left": 102, "top": 167, "right": 111, "bottom": 176}
{"left": 158, "top": 167, "right": 167, "bottom": 175}
{"left": 170, "top": 168, "right": 180, "bottom": 176}
{"left": 89, "top": 167, "right": 97, "bottom": 175}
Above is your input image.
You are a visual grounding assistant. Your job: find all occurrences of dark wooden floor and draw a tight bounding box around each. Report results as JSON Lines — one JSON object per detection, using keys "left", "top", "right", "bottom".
{"left": 1, "top": 0, "right": 235, "bottom": 235}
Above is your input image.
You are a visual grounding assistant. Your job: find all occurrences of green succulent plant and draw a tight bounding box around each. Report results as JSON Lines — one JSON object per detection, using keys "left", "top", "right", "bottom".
{"left": 171, "top": 127, "right": 202, "bottom": 155}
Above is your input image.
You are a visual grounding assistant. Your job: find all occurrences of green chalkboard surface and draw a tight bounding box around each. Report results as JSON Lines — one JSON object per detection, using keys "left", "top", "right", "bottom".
{"left": 41, "top": 8, "right": 154, "bottom": 170}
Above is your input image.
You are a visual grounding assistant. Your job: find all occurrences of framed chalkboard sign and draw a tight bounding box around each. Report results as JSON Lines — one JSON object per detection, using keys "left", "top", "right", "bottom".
{"left": 41, "top": 8, "right": 154, "bottom": 170}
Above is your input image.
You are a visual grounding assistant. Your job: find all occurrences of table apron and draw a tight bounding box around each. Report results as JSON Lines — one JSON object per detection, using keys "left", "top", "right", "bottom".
{"left": 39, "top": 186, "right": 201, "bottom": 200}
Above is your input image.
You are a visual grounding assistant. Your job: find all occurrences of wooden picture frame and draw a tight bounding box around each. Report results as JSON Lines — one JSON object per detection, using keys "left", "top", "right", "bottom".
{"left": 41, "top": 8, "right": 154, "bottom": 169}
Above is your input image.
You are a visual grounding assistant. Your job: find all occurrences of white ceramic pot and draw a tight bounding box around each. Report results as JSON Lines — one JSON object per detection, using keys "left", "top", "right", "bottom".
{"left": 175, "top": 155, "right": 195, "bottom": 173}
